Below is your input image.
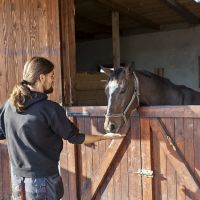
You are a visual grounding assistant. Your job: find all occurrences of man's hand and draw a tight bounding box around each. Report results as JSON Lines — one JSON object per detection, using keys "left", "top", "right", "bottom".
{"left": 103, "top": 133, "right": 124, "bottom": 140}
{"left": 83, "top": 133, "right": 124, "bottom": 144}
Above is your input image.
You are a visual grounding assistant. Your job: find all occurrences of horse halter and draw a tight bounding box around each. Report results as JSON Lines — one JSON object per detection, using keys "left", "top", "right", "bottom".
{"left": 105, "top": 71, "right": 140, "bottom": 124}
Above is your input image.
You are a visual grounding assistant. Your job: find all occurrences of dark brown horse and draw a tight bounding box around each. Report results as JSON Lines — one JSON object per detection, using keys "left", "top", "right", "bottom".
{"left": 102, "top": 62, "right": 200, "bottom": 133}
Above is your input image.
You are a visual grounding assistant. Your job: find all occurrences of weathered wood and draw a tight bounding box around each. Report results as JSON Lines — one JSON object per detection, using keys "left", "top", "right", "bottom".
{"left": 175, "top": 118, "right": 186, "bottom": 200}
{"left": 77, "top": 117, "right": 87, "bottom": 198}
{"left": 136, "top": 106, "right": 200, "bottom": 118}
{"left": 194, "top": 119, "right": 200, "bottom": 184}
{"left": 81, "top": 124, "right": 129, "bottom": 200}
{"left": 0, "top": 1, "right": 62, "bottom": 199}
{"left": 121, "top": 149, "right": 129, "bottom": 200}
{"left": 150, "top": 118, "right": 200, "bottom": 199}
{"left": 59, "top": 0, "right": 76, "bottom": 106}
{"left": 128, "top": 116, "right": 142, "bottom": 200}
{"left": 140, "top": 118, "right": 153, "bottom": 200}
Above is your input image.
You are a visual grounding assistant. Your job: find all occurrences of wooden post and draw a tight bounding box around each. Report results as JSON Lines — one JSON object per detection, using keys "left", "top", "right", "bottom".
{"left": 112, "top": 11, "right": 120, "bottom": 68}
{"left": 59, "top": 0, "right": 76, "bottom": 106}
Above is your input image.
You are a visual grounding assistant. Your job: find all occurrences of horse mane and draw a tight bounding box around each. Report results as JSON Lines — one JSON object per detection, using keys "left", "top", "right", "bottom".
{"left": 137, "top": 70, "right": 196, "bottom": 92}
{"left": 110, "top": 67, "right": 197, "bottom": 93}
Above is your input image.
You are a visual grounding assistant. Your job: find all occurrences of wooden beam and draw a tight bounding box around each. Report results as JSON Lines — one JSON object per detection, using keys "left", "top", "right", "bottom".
{"left": 96, "top": 0, "right": 160, "bottom": 30}
{"left": 59, "top": 0, "right": 76, "bottom": 106}
{"left": 161, "top": 0, "right": 200, "bottom": 25}
{"left": 112, "top": 11, "right": 120, "bottom": 67}
{"left": 134, "top": 106, "right": 200, "bottom": 118}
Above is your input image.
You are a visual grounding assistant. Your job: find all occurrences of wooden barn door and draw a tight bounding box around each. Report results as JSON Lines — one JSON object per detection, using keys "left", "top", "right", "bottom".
{"left": 62, "top": 106, "right": 200, "bottom": 200}
{"left": 139, "top": 106, "right": 200, "bottom": 200}
{"left": 61, "top": 107, "right": 144, "bottom": 200}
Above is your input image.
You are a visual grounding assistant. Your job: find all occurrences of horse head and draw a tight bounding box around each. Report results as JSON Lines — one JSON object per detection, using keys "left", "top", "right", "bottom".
{"left": 101, "top": 62, "right": 139, "bottom": 133}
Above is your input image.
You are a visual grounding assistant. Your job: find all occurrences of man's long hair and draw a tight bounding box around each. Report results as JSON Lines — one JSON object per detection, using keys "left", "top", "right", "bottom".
{"left": 10, "top": 57, "right": 54, "bottom": 112}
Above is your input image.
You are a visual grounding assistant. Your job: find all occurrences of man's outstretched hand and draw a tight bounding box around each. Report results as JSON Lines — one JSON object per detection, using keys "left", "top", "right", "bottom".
{"left": 84, "top": 133, "right": 124, "bottom": 144}
{"left": 103, "top": 133, "right": 124, "bottom": 140}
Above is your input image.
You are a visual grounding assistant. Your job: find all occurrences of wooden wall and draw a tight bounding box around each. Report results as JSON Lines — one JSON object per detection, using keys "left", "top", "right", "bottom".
{"left": 0, "top": 0, "right": 62, "bottom": 104}
{"left": 63, "top": 106, "right": 200, "bottom": 200}
{"left": 0, "top": 0, "right": 64, "bottom": 198}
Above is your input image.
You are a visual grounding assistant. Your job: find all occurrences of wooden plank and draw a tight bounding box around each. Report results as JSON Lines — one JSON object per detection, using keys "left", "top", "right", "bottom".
{"left": 77, "top": 117, "right": 87, "bottom": 198}
{"left": 136, "top": 106, "right": 200, "bottom": 118}
{"left": 152, "top": 128, "right": 160, "bottom": 200}
{"left": 184, "top": 118, "right": 195, "bottom": 200}
{"left": 184, "top": 119, "right": 195, "bottom": 173}
{"left": 150, "top": 118, "right": 200, "bottom": 199}
{"left": 0, "top": 0, "right": 7, "bottom": 103}
{"left": 164, "top": 119, "right": 176, "bottom": 200}
{"left": 112, "top": 11, "right": 120, "bottom": 68}
{"left": 161, "top": 118, "right": 175, "bottom": 200}
{"left": 194, "top": 119, "right": 200, "bottom": 184}
{"left": 175, "top": 118, "right": 186, "bottom": 200}
{"left": 160, "top": 150, "right": 168, "bottom": 200}
{"left": 84, "top": 117, "right": 93, "bottom": 196}
{"left": 81, "top": 124, "right": 129, "bottom": 200}
{"left": 121, "top": 151, "right": 129, "bottom": 200}
{"left": 91, "top": 117, "right": 100, "bottom": 178}
{"left": 64, "top": 117, "right": 79, "bottom": 200}
{"left": 128, "top": 116, "right": 142, "bottom": 200}
{"left": 113, "top": 161, "right": 122, "bottom": 200}
{"left": 140, "top": 118, "right": 153, "bottom": 200}
{"left": 161, "top": 0, "right": 199, "bottom": 25}
{"left": 59, "top": 0, "right": 76, "bottom": 106}
{"left": 60, "top": 141, "right": 70, "bottom": 200}
{"left": 45, "top": 0, "right": 62, "bottom": 102}
{"left": 98, "top": 117, "right": 109, "bottom": 199}
{"left": 166, "top": 160, "right": 177, "bottom": 200}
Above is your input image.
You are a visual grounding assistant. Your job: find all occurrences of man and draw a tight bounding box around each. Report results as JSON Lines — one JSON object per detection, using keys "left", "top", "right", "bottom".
{"left": 0, "top": 57, "right": 122, "bottom": 200}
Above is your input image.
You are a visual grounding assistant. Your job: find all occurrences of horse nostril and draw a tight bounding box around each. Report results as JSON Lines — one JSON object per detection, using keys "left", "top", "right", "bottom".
{"left": 110, "top": 124, "right": 116, "bottom": 132}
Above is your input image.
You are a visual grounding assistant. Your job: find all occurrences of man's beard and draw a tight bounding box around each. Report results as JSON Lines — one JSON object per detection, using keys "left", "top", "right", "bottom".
{"left": 44, "top": 86, "right": 53, "bottom": 94}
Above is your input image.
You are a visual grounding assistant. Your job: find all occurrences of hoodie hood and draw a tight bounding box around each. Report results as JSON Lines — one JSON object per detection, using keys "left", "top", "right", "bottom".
{"left": 24, "top": 91, "right": 48, "bottom": 109}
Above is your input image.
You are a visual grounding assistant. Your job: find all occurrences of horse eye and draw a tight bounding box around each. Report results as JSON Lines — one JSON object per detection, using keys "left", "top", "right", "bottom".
{"left": 120, "top": 88, "right": 126, "bottom": 94}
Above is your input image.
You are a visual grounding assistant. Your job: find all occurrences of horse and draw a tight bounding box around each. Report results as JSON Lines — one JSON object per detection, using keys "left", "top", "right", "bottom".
{"left": 101, "top": 62, "right": 200, "bottom": 133}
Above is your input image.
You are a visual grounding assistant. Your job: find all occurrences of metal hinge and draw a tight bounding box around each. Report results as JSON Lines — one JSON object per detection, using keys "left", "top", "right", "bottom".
{"left": 135, "top": 169, "right": 154, "bottom": 178}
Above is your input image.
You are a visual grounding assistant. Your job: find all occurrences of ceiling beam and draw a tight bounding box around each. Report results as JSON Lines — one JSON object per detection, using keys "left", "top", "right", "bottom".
{"left": 161, "top": 0, "right": 200, "bottom": 25}
{"left": 75, "top": 15, "right": 111, "bottom": 34}
{"left": 96, "top": 0, "right": 160, "bottom": 30}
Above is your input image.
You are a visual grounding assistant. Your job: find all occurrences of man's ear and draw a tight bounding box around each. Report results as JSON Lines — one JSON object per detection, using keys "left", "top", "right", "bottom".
{"left": 39, "top": 74, "right": 46, "bottom": 83}
{"left": 125, "top": 62, "right": 135, "bottom": 76}
{"left": 100, "top": 65, "right": 113, "bottom": 77}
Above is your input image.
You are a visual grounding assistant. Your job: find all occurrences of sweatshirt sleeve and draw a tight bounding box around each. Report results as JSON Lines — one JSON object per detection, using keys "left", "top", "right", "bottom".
{"left": 50, "top": 104, "right": 85, "bottom": 144}
{"left": 0, "top": 103, "right": 6, "bottom": 140}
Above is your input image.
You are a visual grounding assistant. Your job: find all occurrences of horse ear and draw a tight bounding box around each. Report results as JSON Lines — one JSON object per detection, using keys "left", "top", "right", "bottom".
{"left": 99, "top": 65, "right": 112, "bottom": 77}
{"left": 125, "top": 62, "right": 135, "bottom": 76}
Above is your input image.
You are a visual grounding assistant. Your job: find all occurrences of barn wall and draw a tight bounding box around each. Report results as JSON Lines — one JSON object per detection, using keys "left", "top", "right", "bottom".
{"left": 77, "top": 25, "right": 200, "bottom": 91}
{"left": 0, "top": 0, "right": 63, "bottom": 198}
{"left": 0, "top": 0, "right": 62, "bottom": 104}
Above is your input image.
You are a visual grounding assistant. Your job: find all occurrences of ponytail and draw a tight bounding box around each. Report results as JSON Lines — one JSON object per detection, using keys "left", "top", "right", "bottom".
{"left": 10, "top": 81, "right": 32, "bottom": 112}
{"left": 10, "top": 57, "right": 54, "bottom": 112}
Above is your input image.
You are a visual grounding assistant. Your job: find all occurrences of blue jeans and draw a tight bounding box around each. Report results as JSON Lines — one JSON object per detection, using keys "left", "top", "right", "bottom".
{"left": 11, "top": 172, "right": 64, "bottom": 200}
